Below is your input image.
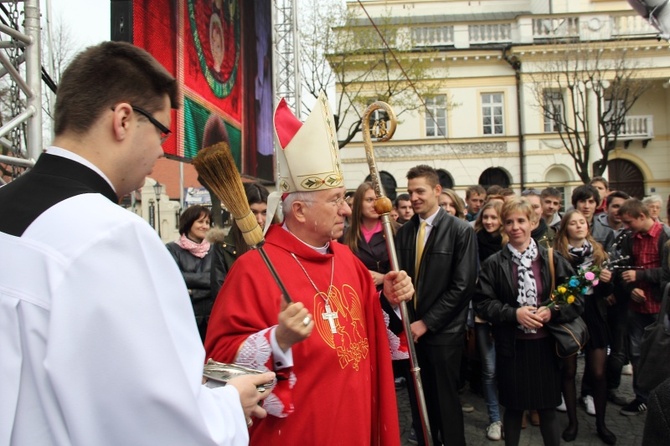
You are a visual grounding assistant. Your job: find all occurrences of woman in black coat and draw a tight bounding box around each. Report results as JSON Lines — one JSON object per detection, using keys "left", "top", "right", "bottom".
{"left": 343, "top": 182, "right": 399, "bottom": 288}
{"left": 554, "top": 210, "right": 615, "bottom": 444}
{"left": 166, "top": 205, "right": 213, "bottom": 342}
{"left": 474, "top": 198, "right": 577, "bottom": 446}
{"left": 474, "top": 200, "right": 506, "bottom": 440}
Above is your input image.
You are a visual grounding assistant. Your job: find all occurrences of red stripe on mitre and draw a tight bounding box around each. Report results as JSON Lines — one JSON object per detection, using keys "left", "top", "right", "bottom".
{"left": 274, "top": 98, "right": 303, "bottom": 149}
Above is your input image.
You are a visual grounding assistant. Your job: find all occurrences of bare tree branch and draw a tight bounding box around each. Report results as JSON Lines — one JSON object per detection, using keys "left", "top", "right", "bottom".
{"left": 298, "top": 2, "right": 450, "bottom": 148}
{"left": 529, "top": 42, "right": 652, "bottom": 183}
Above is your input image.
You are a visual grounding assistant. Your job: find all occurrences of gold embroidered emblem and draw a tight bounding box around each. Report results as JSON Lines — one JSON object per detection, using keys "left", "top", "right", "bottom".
{"left": 313, "top": 284, "right": 369, "bottom": 371}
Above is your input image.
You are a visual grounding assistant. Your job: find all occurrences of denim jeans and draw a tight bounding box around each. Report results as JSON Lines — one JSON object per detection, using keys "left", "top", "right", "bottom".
{"left": 476, "top": 322, "right": 501, "bottom": 423}
{"left": 628, "top": 311, "right": 657, "bottom": 403}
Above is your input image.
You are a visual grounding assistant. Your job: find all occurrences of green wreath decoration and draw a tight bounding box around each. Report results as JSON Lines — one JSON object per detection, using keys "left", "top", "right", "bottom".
{"left": 187, "top": 0, "right": 240, "bottom": 98}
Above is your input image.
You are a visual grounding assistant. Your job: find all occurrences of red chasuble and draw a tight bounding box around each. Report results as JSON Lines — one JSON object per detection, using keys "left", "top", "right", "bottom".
{"left": 205, "top": 225, "right": 400, "bottom": 446}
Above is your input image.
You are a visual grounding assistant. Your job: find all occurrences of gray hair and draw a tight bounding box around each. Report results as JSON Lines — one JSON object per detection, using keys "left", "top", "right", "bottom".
{"left": 642, "top": 195, "right": 663, "bottom": 206}
{"left": 282, "top": 191, "right": 315, "bottom": 217}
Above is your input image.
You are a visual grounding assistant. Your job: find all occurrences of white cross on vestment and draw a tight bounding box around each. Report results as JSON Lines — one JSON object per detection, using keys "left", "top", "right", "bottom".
{"left": 322, "top": 303, "right": 338, "bottom": 333}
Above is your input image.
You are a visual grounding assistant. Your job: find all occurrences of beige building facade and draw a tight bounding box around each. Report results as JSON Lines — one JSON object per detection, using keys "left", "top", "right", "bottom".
{"left": 335, "top": 0, "right": 670, "bottom": 208}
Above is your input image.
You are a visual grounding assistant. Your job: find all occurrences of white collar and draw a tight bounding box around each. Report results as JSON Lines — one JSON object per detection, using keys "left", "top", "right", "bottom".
{"left": 419, "top": 207, "right": 440, "bottom": 226}
{"left": 281, "top": 223, "right": 330, "bottom": 254}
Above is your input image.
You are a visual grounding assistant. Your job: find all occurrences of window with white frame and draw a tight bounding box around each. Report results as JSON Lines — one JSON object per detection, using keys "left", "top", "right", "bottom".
{"left": 543, "top": 90, "right": 564, "bottom": 133}
{"left": 425, "top": 95, "right": 447, "bottom": 137}
{"left": 481, "top": 93, "right": 504, "bottom": 135}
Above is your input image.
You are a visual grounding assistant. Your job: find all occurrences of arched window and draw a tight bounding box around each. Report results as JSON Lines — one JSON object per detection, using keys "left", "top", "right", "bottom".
{"left": 608, "top": 159, "right": 644, "bottom": 199}
{"left": 365, "top": 170, "right": 398, "bottom": 201}
{"left": 478, "top": 168, "right": 510, "bottom": 189}
{"left": 436, "top": 169, "right": 454, "bottom": 189}
{"left": 544, "top": 165, "right": 572, "bottom": 209}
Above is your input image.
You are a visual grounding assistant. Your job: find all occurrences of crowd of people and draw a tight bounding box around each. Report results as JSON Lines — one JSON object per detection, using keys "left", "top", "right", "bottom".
{"left": 2, "top": 41, "right": 669, "bottom": 446}
{"left": 173, "top": 170, "right": 669, "bottom": 446}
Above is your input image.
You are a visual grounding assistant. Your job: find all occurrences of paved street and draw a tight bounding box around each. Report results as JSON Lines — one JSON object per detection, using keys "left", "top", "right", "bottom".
{"left": 396, "top": 356, "right": 646, "bottom": 445}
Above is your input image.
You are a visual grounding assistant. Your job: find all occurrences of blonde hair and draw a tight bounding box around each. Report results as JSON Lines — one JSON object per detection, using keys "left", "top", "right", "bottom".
{"left": 501, "top": 198, "right": 537, "bottom": 225}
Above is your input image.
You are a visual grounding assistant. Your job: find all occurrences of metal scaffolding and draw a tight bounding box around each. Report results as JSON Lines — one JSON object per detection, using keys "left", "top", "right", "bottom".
{"left": 0, "top": 0, "right": 42, "bottom": 178}
{"left": 0, "top": 0, "right": 301, "bottom": 182}
{"left": 272, "top": 0, "right": 301, "bottom": 117}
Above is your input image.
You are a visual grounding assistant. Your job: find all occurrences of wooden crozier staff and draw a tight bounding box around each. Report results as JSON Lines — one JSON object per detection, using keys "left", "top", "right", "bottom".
{"left": 193, "top": 142, "right": 293, "bottom": 304}
{"left": 362, "top": 102, "right": 432, "bottom": 445}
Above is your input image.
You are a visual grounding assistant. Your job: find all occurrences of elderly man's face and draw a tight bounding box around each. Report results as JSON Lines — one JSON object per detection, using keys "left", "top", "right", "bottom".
{"left": 301, "top": 187, "right": 351, "bottom": 244}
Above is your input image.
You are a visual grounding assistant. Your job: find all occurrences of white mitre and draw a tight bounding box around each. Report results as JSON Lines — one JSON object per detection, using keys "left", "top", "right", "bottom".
{"left": 264, "top": 92, "right": 343, "bottom": 233}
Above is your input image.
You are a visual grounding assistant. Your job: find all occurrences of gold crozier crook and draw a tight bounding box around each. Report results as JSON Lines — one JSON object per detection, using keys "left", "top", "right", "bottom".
{"left": 362, "top": 102, "right": 432, "bottom": 446}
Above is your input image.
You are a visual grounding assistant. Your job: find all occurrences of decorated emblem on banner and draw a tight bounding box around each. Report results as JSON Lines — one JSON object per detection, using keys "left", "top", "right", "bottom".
{"left": 187, "top": 0, "right": 240, "bottom": 98}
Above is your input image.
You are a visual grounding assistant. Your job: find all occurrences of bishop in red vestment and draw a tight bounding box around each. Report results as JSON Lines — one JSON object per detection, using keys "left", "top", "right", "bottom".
{"left": 205, "top": 92, "right": 413, "bottom": 445}
{"left": 206, "top": 224, "right": 404, "bottom": 445}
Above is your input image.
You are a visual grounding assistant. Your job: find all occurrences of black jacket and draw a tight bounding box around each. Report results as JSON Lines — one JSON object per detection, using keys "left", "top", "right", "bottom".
{"left": 165, "top": 242, "right": 213, "bottom": 303}
{"left": 473, "top": 245, "right": 577, "bottom": 358}
{"left": 531, "top": 218, "right": 556, "bottom": 249}
{"left": 643, "top": 377, "right": 670, "bottom": 446}
{"left": 209, "top": 231, "right": 240, "bottom": 299}
{"left": 395, "top": 209, "right": 477, "bottom": 345}
{"left": 565, "top": 253, "right": 614, "bottom": 322}
{"left": 350, "top": 230, "right": 393, "bottom": 279}
{"left": 348, "top": 228, "right": 407, "bottom": 338}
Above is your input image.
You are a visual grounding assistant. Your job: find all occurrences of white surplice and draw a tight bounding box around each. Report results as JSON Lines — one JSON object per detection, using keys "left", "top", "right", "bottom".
{"left": 0, "top": 192, "right": 248, "bottom": 445}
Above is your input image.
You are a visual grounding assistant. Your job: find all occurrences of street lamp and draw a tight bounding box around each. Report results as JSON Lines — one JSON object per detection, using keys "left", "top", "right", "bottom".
{"left": 153, "top": 182, "right": 163, "bottom": 238}
{"left": 148, "top": 199, "right": 156, "bottom": 230}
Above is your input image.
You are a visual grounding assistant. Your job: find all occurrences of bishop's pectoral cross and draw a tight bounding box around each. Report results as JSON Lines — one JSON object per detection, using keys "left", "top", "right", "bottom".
{"left": 322, "top": 303, "right": 338, "bottom": 334}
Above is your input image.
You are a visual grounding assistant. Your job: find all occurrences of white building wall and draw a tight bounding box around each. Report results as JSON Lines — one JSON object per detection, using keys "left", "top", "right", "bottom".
{"left": 349, "top": 0, "right": 633, "bottom": 17}
{"left": 337, "top": 0, "right": 670, "bottom": 204}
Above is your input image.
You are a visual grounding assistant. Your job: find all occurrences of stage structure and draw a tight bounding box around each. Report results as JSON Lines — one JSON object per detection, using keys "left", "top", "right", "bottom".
{"left": 0, "top": 0, "right": 42, "bottom": 182}
{"left": 1, "top": 0, "right": 302, "bottom": 187}
{"left": 111, "top": 0, "right": 277, "bottom": 181}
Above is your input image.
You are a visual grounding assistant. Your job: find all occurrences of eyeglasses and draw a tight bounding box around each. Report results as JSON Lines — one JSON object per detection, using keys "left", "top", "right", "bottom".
{"left": 330, "top": 196, "right": 347, "bottom": 207}
{"left": 132, "top": 106, "right": 171, "bottom": 143}
{"left": 303, "top": 195, "right": 348, "bottom": 208}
